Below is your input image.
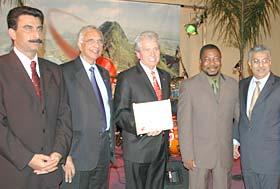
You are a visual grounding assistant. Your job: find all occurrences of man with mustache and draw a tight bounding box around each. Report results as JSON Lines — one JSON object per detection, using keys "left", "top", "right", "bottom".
{"left": 114, "top": 31, "right": 171, "bottom": 189}
{"left": 0, "top": 6, "right": 72, "bottom": 189}
{"left": 177, "top": 44, "right": 239, "bottom": 189}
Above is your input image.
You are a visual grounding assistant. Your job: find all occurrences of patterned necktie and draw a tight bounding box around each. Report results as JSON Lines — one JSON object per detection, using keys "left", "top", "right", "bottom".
{"left": 212, "top": 79, "right": 218, "bottom": 95}
{"left": 248, "top": 81, "right": 261, "bottom": 120}
{"left": 30, "top": 61, "right": 41, "bottom": 98}
{"left": 89, "top": 66, "right": 107, "bottom": 131}
{"left": 151, "top": 71, "right": 162, "bottom": 100}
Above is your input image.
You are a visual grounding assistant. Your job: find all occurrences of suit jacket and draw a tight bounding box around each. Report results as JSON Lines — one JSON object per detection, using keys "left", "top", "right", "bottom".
{"left": 62, "top": 57, "right": 115, "bottom": 171}
{"left": 236, "top": 73, "right": 280, "bottom": 174}
{"left": 178, "top": 72, "right": 239, "bottom": 169}
{"left": 114, "top": 63, "right": 171, "bottom": 163}
{"left": 0, "top": 51, "right": 72, "bottom": 189}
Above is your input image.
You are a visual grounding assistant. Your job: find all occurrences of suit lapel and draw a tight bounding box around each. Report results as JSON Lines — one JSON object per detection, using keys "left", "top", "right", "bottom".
{"left": 39, "top": 58, "right": 53, "bottom": 110}
{"left": 96, "top": 64, "right": 112, "bottom": 100}
{"left": 136, "top": 64, "right": 158, "bottom": 101}
{"left": 158, "top": 69, "right": 169, "bottom": 99}
{"left": 9, "top": 51, "right": 41, "bottom": 103}
{"left": 199, "top": 72, "right": 218, "bottom": 102}
{"left": 240, "top": 77, "right": 252, "bottom": 121}
{"left": 73, "top": 58, "right": 96, "bottom": 101}
{"left": 254, "top": 73, "right": 276, "bottom": 108}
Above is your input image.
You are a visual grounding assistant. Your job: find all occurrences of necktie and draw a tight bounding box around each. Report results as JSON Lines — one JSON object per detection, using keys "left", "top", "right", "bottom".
{"left": 212, "top": 79, "right": 218, "bottom": 95}
{"left": 151, "top": 71, "right": 162, "bottom": 100}
{"left": 30, "top": 61, "right": 41, "bottom": 98}
{"left": 89, "top": 66, "right": 107, "bottom": 131}
{"left": 248, "top": 81, "right": 260, "bottom": 120}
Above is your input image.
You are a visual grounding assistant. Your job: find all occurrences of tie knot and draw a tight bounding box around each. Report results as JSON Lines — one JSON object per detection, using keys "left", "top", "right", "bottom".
{"left": 151, "top": 71, "right": 155, "bottom": 76}
{"left": 89, "top": 66, "right": 95, "bottom": 73}
{"left": 31, "top": 61, "right": 36, "bottom": 70}
{"left": 255, "top": 81, "right": 260, "bottom": 86}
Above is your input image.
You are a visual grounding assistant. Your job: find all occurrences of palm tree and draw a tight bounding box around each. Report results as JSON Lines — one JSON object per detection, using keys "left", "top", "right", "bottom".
{"left": 203, "top": 0, "right": 280, "bottom": 78}
{"left": 0, "top": 0, "right": 24, "bottom": 7}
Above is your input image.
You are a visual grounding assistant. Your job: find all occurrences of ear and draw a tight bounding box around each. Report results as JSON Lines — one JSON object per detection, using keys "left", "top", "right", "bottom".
{"left": 8, "top": 28, "right": 16, "bottom": 40}
{"left": 135, "top": 51, "right": 141, "bottom": 60}
{"left": 248, "top": 61, "right": 252, "bottom": 69}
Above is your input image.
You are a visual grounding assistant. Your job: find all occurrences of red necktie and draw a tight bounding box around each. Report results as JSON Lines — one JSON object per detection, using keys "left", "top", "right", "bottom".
{"left": 151, "top": 71, "right": 162, "bottom": 100}
{"left": 30, "top": 61, "right": 41, "bottom": 97}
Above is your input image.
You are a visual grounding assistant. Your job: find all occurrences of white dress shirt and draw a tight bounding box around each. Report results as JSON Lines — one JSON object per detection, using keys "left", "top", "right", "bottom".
{"left": 139, "top": 61, "right": 161, "bottom": 88}
{"left": 14, "top": 47, "right": 40, "bottom": 78}
{"left": 246, "top": 73, "right": 270, "bottom": 116}
{"left": 80, "top": 56, "right": 111, "bottom": 130}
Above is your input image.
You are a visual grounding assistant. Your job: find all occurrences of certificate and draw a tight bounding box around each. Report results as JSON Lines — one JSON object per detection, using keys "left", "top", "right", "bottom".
{"left": 133, "top": 99, "right": 173, "bottom": 135}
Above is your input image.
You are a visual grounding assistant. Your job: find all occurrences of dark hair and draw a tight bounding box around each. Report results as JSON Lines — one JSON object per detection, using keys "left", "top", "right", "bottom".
{"left": 7, "top": 6, "right": 44, "bottom": 30}
{"left": 199, "top": 44, "right": 221, "bottom": 59}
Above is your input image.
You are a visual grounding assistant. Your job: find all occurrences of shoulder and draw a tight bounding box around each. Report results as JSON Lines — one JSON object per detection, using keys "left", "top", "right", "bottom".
{"left": 117, "top": 66, "right": 137, "bottom": 79}
{"left": 0, "top": 52, "right": 13, "bottom": 67}
{"left": 222, "top": 74, "right": 238, "bottom": 85}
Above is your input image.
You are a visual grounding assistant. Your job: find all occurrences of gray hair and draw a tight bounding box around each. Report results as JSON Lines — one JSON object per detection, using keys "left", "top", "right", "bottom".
{"left": 134, "top": 31, "right": 159, "bottom": 52}
{"left": 248, "top": 45, "right": 271, "bottom": 62}
{"left": 77, "top": 25, "right": 104, "bottom": 45}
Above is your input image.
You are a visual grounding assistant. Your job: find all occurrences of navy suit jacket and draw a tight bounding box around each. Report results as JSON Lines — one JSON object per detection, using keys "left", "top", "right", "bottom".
{"left": 236, "top": 73, "right": 280, "bottom": 174}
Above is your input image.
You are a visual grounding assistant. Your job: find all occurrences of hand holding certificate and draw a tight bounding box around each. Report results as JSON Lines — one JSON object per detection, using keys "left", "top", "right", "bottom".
{"left": 133, "top": 99, "right": 173, "bottom": 135}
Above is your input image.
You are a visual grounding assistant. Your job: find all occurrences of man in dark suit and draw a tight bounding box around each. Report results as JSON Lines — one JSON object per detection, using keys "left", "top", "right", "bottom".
{"left": 61, "top": 25, "right": 114, "bottom": 189}
{"left": 114, "top": 31, "right": 171, "bottom": 189}
{"left": 234, "top": 45, "right": 280, "bottom": 188}
{"left": 0, "top": 6, "right": 72, "bottom": 189}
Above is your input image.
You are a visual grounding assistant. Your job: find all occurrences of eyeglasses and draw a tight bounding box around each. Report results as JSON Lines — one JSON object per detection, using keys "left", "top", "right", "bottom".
{"left": 84, "top": 39, "right": 104, "bottom": 46}
{"left": 251, "top": 58, "right": 271, "bottom": 65}
{"left": 202, "top": 57, "right": 221, "bottom": 64}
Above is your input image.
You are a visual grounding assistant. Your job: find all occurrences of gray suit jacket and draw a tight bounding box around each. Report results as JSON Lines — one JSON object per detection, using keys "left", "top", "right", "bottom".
{"left": 236, "top": 73, "right": 280, "bottom": 174}
{"left": 114, "top": 63, "right": 171, "bottom": 163}
{"left": 178, "top": 72, "right": 239, "bottom": 169}
{"left": 62, "top": 57, "right": 115, "bottom": 171}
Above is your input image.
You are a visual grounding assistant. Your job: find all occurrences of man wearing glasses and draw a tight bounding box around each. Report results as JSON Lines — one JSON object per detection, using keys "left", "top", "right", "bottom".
{"left": 178, "top": 44, "right": 239, "bottom": 189}
{"left": 234, "top": 45, "right": 280, "bottom": 189}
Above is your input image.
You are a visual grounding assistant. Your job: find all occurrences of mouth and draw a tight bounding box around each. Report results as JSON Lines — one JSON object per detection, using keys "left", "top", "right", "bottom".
{"left": 29, "top": 39, "right": 43, "bottom": 44}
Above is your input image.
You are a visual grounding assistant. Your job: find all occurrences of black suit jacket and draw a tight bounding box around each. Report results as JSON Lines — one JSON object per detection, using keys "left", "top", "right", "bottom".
{"left": 0, "top": 51, "right": 72, "bottom": 188}
{"left": 236, "top": 73, "right": 280, "bottom": 174}
{"left": 62, "top": 57, "right": 115, "bottom": 171}
{"left": 114, "top": 63, "right": 171, "bottom": 163}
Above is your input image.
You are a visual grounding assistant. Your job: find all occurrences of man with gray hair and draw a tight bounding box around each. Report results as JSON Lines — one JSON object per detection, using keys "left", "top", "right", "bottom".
{"left": 61, "top": 25, "right": 115, "bottom": 189}
{"left": 114, "top": 31, "right": 171, "bottom": 189}
{"left": 234, "top": 45, "right": 280, "bottom": 188}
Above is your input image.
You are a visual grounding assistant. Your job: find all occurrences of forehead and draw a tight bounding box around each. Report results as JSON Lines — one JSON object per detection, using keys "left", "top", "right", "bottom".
{"left": 82, "top": 29, "right": 102, "bottom": 39}
{"left": 17, "top": 15, "right": 42, "bottom": 26}
{"left": 202, "top": 49, "right": 221, "bottom": 57}
{"left": 140, "top": 38, "right": 159, "bottom": 48}
{"left": 251, "top": 51, "right": 270, "bottom": 58}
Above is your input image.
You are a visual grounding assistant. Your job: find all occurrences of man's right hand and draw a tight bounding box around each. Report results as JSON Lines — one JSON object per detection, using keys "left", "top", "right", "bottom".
{"left": 62, "top": 156, "right": 75, "bottom": 183}
{"left": 183, "top": 160, "right": 196, "bottom": 171}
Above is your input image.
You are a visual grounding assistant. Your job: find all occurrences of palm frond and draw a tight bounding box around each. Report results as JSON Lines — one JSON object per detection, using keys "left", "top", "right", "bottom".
{"left": 0, "top": 0, "right": 25, "bottom": 8}
{"left": 202, "top": 0, "right": 280, "bottom": 76}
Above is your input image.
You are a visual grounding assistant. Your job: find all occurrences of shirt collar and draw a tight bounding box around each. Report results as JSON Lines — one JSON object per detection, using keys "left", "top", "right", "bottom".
{"left": 139, "top": 61, "right": 157, "bottom": 74}
{"left": 14, "top": 47, "right": 38, "bottom": 64}
{"left": 252, "top": 72, "right": 270, "bottom": 86}
{"left": 80, "top": 55, "right": 97, "bottom": 71}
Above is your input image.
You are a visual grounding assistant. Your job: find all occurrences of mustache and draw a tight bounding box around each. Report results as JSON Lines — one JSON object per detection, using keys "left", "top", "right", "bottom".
{"left": 28, "top": 39, "right": 43, "bottom": 44}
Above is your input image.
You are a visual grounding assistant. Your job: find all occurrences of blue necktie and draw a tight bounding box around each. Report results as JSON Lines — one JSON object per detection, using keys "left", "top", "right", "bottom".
{"left": 89, "top": 66, "right": 107, "bottom": 131}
